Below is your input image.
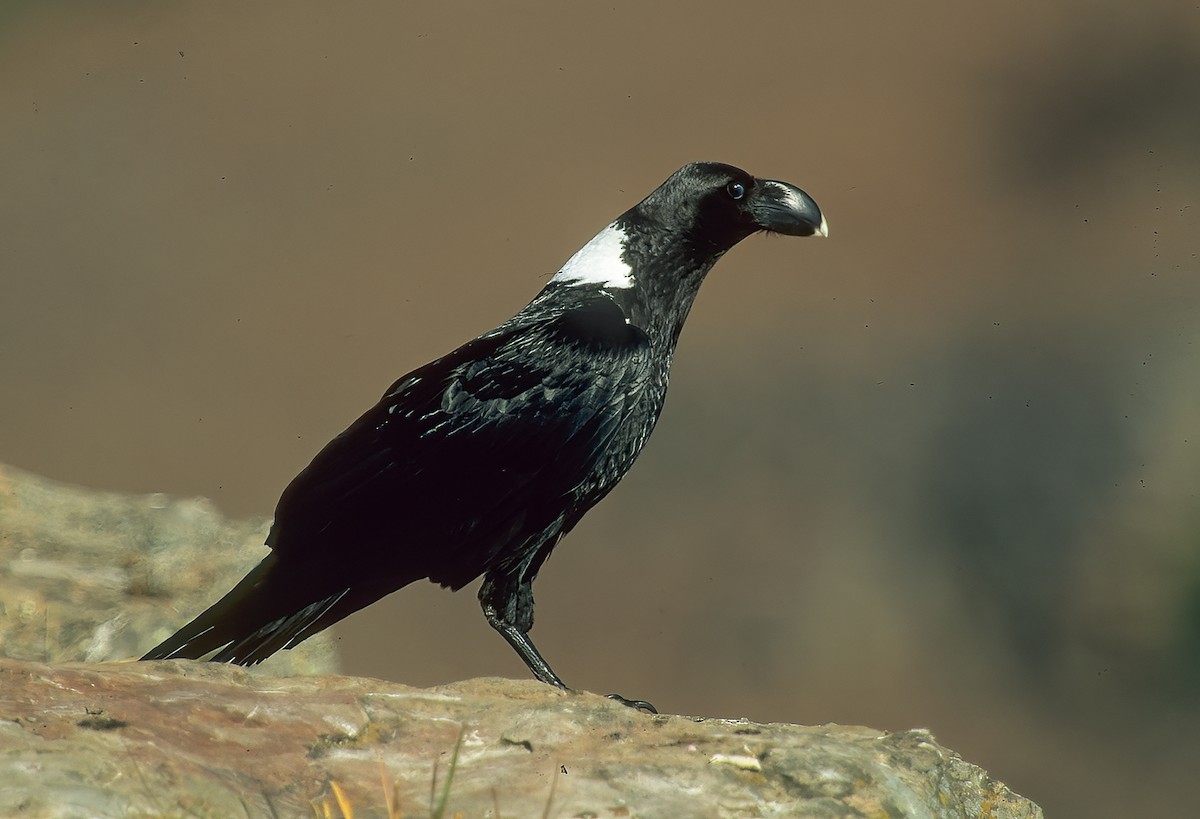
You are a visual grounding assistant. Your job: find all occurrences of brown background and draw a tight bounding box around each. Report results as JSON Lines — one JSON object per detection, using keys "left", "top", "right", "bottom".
{"left": 2, "top": 2, "right": 1198, "bottom": 816}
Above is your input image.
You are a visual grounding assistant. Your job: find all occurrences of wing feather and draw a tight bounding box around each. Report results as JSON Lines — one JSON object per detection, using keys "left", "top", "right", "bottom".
{"left": 265, "top": 294, "right": 653, "bottom": 591}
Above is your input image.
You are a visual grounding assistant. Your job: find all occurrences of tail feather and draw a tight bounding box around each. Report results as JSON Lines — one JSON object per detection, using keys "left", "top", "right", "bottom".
{"left": 208, "top": 588, "right": 349, "bottom": 663}
{"left": 140, "top": 553, "right": 349, "bottom": 666}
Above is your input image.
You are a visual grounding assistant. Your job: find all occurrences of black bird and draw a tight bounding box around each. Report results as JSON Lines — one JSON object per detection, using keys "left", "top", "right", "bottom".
{"left": 142, "top": 162, "right": 827, "bottom": 709}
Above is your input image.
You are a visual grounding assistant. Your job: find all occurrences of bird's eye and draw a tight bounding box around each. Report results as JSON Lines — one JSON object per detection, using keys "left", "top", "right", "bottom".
{"left": 727, "top": 181, "right": 746, "bottom": 200}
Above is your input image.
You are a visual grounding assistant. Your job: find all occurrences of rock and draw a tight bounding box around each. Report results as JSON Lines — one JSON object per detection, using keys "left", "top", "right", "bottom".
{"left": 0, "top": 463, "right": 1042, "bottom": 817}
{"left": 0, "top": 463, "right": 337, "bottom": 675}
{"left": 0, "top": 658, "right": 1042, "bottom": 818}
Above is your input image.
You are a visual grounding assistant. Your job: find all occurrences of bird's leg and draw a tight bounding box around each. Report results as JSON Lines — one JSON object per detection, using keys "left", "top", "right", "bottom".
{"left": 479, "top": 574, "right": 566, "bottom": 687}
{"left": 484, "top": 607, "right": 568, "bottom": 688}
{"left": 478, "top": 574, "right": 657, "bottom": 713}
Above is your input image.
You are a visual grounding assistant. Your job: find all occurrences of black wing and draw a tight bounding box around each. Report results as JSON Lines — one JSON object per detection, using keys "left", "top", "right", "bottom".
{"left": 265, "top": 293, "right": 653, "bottom": 593}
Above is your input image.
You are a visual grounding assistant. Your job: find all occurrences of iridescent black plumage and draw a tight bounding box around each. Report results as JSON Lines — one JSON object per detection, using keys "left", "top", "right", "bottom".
{"left": 142, "top": 162, "right": 826, "bottom": 706}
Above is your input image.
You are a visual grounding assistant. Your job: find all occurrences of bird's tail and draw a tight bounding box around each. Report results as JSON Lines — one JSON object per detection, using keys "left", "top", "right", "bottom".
{"left": 140, "top": 553, "right": 351, "bottom": 666}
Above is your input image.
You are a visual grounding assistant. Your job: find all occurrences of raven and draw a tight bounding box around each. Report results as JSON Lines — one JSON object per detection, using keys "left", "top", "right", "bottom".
{"left": 142, "top": 162, "right": 827, "bottom": 710}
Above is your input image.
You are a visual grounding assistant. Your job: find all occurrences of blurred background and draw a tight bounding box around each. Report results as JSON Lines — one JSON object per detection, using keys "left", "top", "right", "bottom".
{"left": 2, "top": 1, "right": 1197, "bottom": 815}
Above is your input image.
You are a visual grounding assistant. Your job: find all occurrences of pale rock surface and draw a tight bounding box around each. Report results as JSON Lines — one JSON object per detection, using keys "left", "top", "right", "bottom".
{"left": 0, "top": 464, "right": 1043, "bottom": 817}
{"left": 0, "top": 463, "right": 337, "bottom": 675}
{"left": 1, "top": 659, "right": 1042, "bottom": 818}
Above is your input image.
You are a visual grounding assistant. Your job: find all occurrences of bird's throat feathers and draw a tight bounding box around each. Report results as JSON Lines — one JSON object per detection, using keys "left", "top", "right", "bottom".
{"left": 544, "top": 215, "right": 720, "bottom": 354}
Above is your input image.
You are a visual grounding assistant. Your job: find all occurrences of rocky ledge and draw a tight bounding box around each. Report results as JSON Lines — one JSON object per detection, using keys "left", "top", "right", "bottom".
{"left": 0, "top": 463, "right": 1042, "bottom": 817}
{"left": 1, "top": 659, "right": 1040, "bottom": 818}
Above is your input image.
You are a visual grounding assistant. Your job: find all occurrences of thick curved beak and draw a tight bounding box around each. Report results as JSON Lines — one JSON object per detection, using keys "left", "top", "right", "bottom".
{"left": 749, "top": 179, "right": 828, "bottom": 238}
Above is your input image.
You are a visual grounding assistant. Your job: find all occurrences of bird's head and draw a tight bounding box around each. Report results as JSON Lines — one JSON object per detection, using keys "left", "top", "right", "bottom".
{"left": 548, "top": 162, "right": 828, "bottom": 337}
{"left": 631, "top": 162, "right": 828, "bottom": 255}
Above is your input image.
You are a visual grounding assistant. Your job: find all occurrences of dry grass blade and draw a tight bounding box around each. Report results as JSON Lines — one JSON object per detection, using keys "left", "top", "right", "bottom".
{"left": 330, "top": 781, "right": 353, "bottom": 819}
{"left": 376, "top": 751, "right": 406, "bottom": 819}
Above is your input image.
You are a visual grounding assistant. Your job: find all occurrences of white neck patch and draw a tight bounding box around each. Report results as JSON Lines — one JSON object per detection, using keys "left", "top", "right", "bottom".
{"left": 551, "top": 222, "right": 634, "bottom": 288}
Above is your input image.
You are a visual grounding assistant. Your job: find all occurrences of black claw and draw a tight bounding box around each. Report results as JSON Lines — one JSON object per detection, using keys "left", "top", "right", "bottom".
{"left": 607, "top": 693, "right": 658, "bottom": 714}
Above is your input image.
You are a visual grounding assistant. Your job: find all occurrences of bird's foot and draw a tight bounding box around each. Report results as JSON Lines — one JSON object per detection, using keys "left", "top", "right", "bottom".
{"left": 607, "top": 692, "right": 658, "bottom": 714}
